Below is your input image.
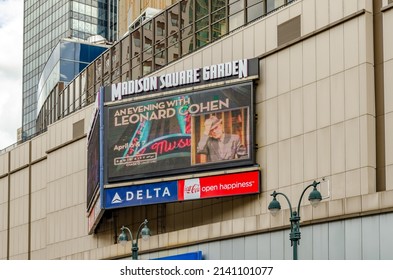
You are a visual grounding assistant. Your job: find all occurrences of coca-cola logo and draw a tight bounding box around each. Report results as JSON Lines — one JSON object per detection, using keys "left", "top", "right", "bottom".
{"left": 185, "top": 184, "right": 200, "bottom": 194}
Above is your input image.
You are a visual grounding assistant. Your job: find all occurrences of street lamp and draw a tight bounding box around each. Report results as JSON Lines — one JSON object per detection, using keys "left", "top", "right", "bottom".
{"left": 268, "top": 181, "right": 322, "bottom": 260}
{"left": 118, "top": 219, "right": 151, "bottom": 260}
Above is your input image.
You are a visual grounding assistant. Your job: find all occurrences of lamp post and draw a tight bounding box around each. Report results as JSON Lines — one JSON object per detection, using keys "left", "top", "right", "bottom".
{"left": 118, "top": 219, "right": 151, "bottom": 260}
{"left": 268, "top": 181, "right": 322, "bottom": 260}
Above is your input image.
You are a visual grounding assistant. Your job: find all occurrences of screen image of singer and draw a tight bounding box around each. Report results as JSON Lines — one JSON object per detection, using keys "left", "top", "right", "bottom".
{"left": 104, "top": 82, "right": 254, "bottom": 183}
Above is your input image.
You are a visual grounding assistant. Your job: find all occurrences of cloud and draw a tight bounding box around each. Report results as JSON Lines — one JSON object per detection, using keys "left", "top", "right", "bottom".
{"left": 0, "top": 0, "right": 23, "bottom": 150}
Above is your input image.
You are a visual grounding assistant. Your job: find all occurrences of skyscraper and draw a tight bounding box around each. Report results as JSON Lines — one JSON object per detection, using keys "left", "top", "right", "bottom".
{"left": 22, "top": 0, "right": 118, "bottom": 139}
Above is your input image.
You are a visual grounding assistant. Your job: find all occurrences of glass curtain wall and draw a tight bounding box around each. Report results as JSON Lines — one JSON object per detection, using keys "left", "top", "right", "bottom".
{"left": 22, "top": 0, "right": 118, "bottom": 140}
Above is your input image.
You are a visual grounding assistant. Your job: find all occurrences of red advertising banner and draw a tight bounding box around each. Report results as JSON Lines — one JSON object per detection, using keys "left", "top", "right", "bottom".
{"left": 178, "top": 170, "right": 260, "bottom": 201}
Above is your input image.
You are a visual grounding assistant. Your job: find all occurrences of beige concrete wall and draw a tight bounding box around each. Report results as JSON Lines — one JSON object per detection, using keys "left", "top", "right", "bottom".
{"left": 44, "top": 105, "right": 102, "bottom": 259}
{"left": 30, "top": 160, "right": 47, "bottom": 259}
{"left": 31, "top": 134, "right": 47, "bottom": 163}
{"left": 10, "top": 142, "right": 29, "bottom": 172}
{"left": 0, "top": 177, "right": 8, "bottom": 260}
{"left": 383, "top": 6, "right": 393, "bottom": 190}
{"left": 261, "top": 2, "right": 376, "bottom": 221}
{"left": 0, "top": 152, "right": 8, "bottom": 177}
{"left": 9, "top": 168, "right": 29, "bottom": 259}
{"left": 0, "top": 103, "right": 113, "bottom": 260}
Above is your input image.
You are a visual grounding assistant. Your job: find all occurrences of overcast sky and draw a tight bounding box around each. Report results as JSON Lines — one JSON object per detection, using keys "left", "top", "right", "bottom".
{"left": 0, "top": 0, "right": 23, "bottom": 151}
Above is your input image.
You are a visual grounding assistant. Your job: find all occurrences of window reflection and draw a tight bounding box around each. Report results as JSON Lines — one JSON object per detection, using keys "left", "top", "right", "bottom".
{"left": 143, "top": 21, "right": 153, "bottom": 51}
{"left": 196, "top": 0, "right": 208, "bottom": 20}
{"left": 155, "top": 51, "right": 166, "bottom": 69}
{"left": 212, "top": 8, "right": 226, "bottom": 23}
{"left": 267, "top": 0, "right": 285, "bottom": 13}
{"left": 112, "top": 44, "right": 120, "bottom": 71}
{"left": 196, "top": 28, "right": 209, "bottom": 48}
{"left": 182, "top": 36, "right": 193, "bottom": 55}
{"left": 39, "top": 0, "right": 297, "bottom": 132}
{"left": 168, "top": 5, "right": 180, "bottom": 35}
{"left": 143, "top": 59, "right": 152, "bottom": 76}
{"left": 168, "top": 32, "right": 179, "bottom": 45}
{"left": 229, "top": 11, "right": 244, "bottom": 31}
{"left": 212, "top": 19, "right": 226, "bottom": 40}
{"left": 121, "top": 37, "right": 130, "bottom": 62}
{"left": 104, "top": 52, "right": 110, "bottom": 75}
{"left": 212, "top": 0, "right": 226, "bottom": 11}
{"left": 132, "top": 65, "right": 141, "bottom": 79}
{"left": 229, "top": 0, "right": 245, "bottom": 15}
{"left": 247, "top": 2, "right": 265, "bottom": 22}
{"left": 132, "top": 29, "right": 141, "bottom": 55}
{"left": 80, "top": 70, "right": 87, "bottom": 107}
{"left": 155, "top": 41, "right": 166, "bottom": 54}
{"left": 168, "top": 43, "right": 179, "bottom": 63}
{"left": 155, "top": 13, "right": 166, "bottom": 42}
{"left": 86, "top": 64, "right": 93, "bottom": 91}
{"left": 95, "top": 58, "right": 102, "bottom": 82}
{"left": 196, "top": 17, "right": 209, "bottom": 31}
{"left": 181, "top": 0, "right": 193, "bottom": 28}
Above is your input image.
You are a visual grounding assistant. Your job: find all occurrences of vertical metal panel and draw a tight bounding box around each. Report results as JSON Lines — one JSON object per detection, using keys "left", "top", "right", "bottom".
{"left": 328, "top": 220, "right": 345, "bottom": 259}
{"left": 244, "top": 235, "right": 258, "bottom": 260}
{"left": 345, "top": 218, "right": 362, "bottom": 259}
{"left": 232, "top": 237, "right": 245, "bottom": 260}
{"left": 166, "top": 248, "right": 180, "bottom": 257}
{"left": 299, "top": 226, "right": 313, "bottom": 260}
{"left": 312, "top": 223, "right": 329, "bottom": 259}
{"left": 146, "top": 251, "right": 159, "bottom": 259}
{"left": 186, "top": 245, "right": 199, "bottom": 254}
{"left": 380, "top": 213, "right": 393, "bottom": 259}
{"left": 220, "top": 239, "right": 233, "bottom": 260}
{"left": 208, "top": 240, "right": 221, "bottom": 259}
{"left": 176, "top": 246, "right": 189, "bottom": 255}
{"left": 361, "top": 216, "right": 380, "bottom": 259}
{"left": 257, "top": 233, "right": 271, "bottom": 260}
{"left": 270, "top": 231, "right": 285, "bottom": 259}
{"left": 197, "top": 243, "right": 209, "bottom": 260}
{"left": 141, "top": 213, "right": 393, "bottom": 260}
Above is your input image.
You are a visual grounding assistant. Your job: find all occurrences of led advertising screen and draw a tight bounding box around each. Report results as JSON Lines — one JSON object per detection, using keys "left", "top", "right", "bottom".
{"left": 86, "top": 114, "right": 100, "bottom": 207}
{"left": 104, "top": 82, "right": 254, "bottom": 183}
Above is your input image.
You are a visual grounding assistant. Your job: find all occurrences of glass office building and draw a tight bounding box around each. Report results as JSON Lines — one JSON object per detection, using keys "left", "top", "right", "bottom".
{"left": 22, "top": 0, "right": 118, "bottom": 140}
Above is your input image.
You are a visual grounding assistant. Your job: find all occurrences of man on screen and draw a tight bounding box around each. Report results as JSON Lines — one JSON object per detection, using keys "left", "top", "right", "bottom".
{"left": 197, "top": 115, "right": 247, "bottom": 162}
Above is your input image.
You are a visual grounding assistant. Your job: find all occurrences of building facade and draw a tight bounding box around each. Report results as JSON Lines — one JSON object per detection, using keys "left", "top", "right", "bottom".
{"left": 2, "top": 0, "right": 393, "bottom": 260}
{"left": 22, "top": 0, "right": 118, "bottom": 139}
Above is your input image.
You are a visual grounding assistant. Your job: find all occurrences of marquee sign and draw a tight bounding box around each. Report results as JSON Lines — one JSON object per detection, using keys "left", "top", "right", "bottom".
{"left": 106, "top": 58, "right": 259, "bottom": 102}
{"left": 104, "top": 170, "right": 260, "bottom": 209}
{"left": 104, "top": 82, "right": 254, "bottom": 183}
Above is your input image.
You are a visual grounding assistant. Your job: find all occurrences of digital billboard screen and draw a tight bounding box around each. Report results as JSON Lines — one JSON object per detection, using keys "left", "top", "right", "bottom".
{"left": 104, "top": 82, "right": 254, "bottom": 183}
